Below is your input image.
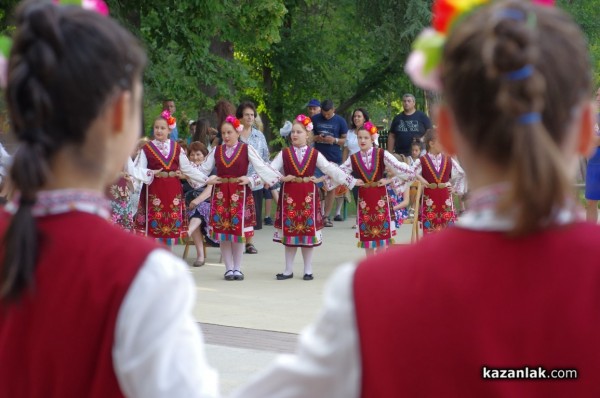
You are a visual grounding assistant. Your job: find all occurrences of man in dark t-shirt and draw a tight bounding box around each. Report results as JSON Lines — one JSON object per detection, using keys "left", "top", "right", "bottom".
{"left": 387, "top": 94, "right": 432, "bottom": 156}
{"left": 312, "top": 99, "right": 348, "bottom": 227}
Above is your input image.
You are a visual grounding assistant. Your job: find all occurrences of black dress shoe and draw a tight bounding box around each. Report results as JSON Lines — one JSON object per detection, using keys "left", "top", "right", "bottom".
{"left": 333, "top": 215, "right": 343, "bottom": 221}
{"left": 233, "top": 270, "right": 244, "bottom": 280}
{"left": 303, "top": 274, "right": 314, "bottom": 281}
{"left": 224, "top": 270, "right": 235, "bottom": 281}
{"left": 276, "top": 273, "right": 293, "bottom": 280}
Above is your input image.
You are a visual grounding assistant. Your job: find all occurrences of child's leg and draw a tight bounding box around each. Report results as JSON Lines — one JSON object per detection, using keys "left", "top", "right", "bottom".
{"left": 300, "top": 247, "right": 314, "bottom": 276}
{"left": 265, "top": 198, "right": 272, "bottom": 218}
{"left": 191, "top": 229, "right": 204, "bottom": 261}
{"left": 188, "top": 217, "right": 202, "bottom": 236}
{"left": 220, "top": 241, "right": 234, "bottom": 272}
{"left": 282, "top": 246, "right": 297, "bottom": 275}
{"left": 231, "top": 242, "right": 245, "bottom": 271}
{"left": 334, "top": 197, "right": 344, "bottom": 217}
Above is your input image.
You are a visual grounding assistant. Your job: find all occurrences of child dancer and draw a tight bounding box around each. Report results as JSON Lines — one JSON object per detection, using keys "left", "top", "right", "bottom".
{"left": 340, "top": 122, "right": 414, "bottom": 256}
{"left": 134, "top": 112, "right": 206, "bottom": 245}
{"left": 195, "top": 115, "right": 281, "bottom": 280}
{"left": 108, "top": 157, "right": 151, "bottom": 232}
{"left": 270, "top": 114, "right": 357, "bottom": 280}
{"left": 184, "top": 142, "right": 216, "bottom": 267}
{"left": 0, "top": 1, "right": 217, "bottom": 396}
{"left": 413, "top": 129, "right": 465, "bottom": 234}
{"left": 233, "top": 2, "right": 600, "bottom": 397}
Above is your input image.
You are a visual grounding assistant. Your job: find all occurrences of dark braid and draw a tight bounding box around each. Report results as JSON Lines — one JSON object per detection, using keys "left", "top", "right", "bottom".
{"left": 442, "top": 0, "right": 592, "bottom": 236}
{"left": 1, "top": 0, "right": 146, "bottom": 301}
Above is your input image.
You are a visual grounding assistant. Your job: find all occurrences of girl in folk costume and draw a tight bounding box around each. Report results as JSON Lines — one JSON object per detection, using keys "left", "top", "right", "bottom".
{"left": 0, "top": 1, "right": 217, "bottom": 397}
{"left": 195, "top": 115, "right": 281, "bottom": 281}
{"left": 340, "top": 122, "right": 414, "bottom": 256}
{"left": 271, "top": 115, "right": 357, "bottom": 281}
{"left": 413, "top": 129, "right": 465, "bottom": 234}
{"left": 386, "top": 155, "right": 411, "bottom": 228}
{"left": 134, "top": 112, "right": 206, "bottom": 245}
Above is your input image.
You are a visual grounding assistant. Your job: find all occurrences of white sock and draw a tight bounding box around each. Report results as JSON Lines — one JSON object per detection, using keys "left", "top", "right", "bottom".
{"left": 335, "top": 198, "right": 343, "bottom": 216}
{"left": 284, "top": 246, "right": 297, "bottom": 275}
{"left": 232, "top": 242, "right": 245, "bottom": 271}
{"left": 220, "top": 241, "right": 234, "bottom": 271}
{"left": 301, "top": 247, "right": 314, "bottom": 275}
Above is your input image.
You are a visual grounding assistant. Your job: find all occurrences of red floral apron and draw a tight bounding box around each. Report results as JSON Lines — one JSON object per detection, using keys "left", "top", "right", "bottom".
{"left": 420, "top": 154, "right": 455, "bottom": 234}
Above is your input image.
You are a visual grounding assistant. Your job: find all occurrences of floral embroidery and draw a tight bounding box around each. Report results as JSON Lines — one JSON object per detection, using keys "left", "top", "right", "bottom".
{"left": 282, "top": 191, "right": 315, "bottom": 234}
{"left": 147, "top": 194, "right": 184, "bottom": 236}
{"left": 422, "top": 193, "right": 455, "bottom": 232}
{"left": 211, "top": 186, "right": 245, "bottom": 232}
{"left": 358, "top": 194, "right": 391, "bottom": 239}
{"left": 109, "top": 181, "right": 134, "bottom": 231}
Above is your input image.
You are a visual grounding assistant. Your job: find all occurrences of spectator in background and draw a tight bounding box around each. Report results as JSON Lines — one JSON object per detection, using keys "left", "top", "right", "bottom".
{"left": 312, "top": 99, "right": 348, "bottom": 227}
{"left": 306, "top": 99, "right": 321, "bottom": 117}
{"left": 387, "top": 93, "right": 432, "bottom": 156}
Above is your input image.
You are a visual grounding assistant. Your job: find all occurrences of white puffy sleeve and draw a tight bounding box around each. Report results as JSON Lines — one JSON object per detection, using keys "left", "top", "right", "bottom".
{"left": 247, "top": 145, "right": 282, "bottom": 189}
{"left": 321, "top": 154, "right": 356, "bottom": 190}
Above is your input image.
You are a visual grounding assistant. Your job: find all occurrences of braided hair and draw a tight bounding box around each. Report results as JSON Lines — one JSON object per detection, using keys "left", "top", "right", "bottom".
{"left": 441, "top": 0, "right": 592, "bottom": 236}
{"left": 1, "top": 0, "right": 146, "bottom": 301}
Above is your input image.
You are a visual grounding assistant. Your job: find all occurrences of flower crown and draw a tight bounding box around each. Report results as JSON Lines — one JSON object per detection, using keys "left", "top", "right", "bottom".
{"left": 161, "top": 110, "right": 177, "bottom": 130}
{"left": 405, "top": 0, "right": 554, "bottom": 92}
{"left": 295, "top": 114, "right": 313, "bottom": 131}
{"left": 53, "top": 0, "right": 109, "bottom": 16}
{"left": 225, "top": 115, "right": 244, "bottom": 132}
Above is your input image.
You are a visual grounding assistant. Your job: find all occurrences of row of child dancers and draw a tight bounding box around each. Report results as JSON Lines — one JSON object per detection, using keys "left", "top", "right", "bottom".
{"left": 116, "top": 111, "right": 465, "bottom": 281}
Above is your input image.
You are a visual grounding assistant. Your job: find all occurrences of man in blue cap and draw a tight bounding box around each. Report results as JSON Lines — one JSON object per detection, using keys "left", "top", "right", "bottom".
{"left": 306, "top": 99, "right": 321, "bottom": 117}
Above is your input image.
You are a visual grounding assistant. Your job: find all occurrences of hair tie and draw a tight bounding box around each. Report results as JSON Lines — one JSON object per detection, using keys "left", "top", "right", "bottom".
{"left": 505, "top": 65, "right": 533, "bottom": 81}
{"left": 518, "top": 112, "right": 541, "bottom": 125}
{"left": 225, "top": 115, "right": 243, "bottom": 132}
{"left": 295, "top": 114, "right": 313, "bottom": 131}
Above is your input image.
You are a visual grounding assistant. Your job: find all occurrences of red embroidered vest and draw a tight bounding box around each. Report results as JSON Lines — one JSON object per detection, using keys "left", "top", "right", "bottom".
{"left": 215, "top": 143, "right": 250, "bottom": 178}
{"left": 420, "top": 153, "right": 451, "bottom": 184}
{"left": 282, "top": 147, "right": 318, "bottom": 177}
{"left": 0, "top": 211, "right": 158, "bottom": 398}
{"left": 351, "top": 148, "right": 385, "bottom": 182}
{"left": 353, "top": 223, "right": 600, "bottom": 397}
{"left": 143, "top": 141, "right": 181, "bottom": 172}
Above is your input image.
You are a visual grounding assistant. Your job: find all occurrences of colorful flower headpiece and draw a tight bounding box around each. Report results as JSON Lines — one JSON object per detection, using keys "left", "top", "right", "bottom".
{"left": 225, "top": 115, "right": 244, "bottom": 132}
{"left": 362, "top": 121, "right": 380, "bottom": 146}
{"left": 161, "top": 110, "right": 177, "bottom": 130}
{"left": 405, "top": 0, "right": 555, "bottom": 92}
{"left": 295, "top": 114, "right": 313, "bottom": 131}
{"left": 0, "top": 35, "right": 11, "bottom": 90}
{"left": 53, "top": 0, "right": 109, "bottom": 16}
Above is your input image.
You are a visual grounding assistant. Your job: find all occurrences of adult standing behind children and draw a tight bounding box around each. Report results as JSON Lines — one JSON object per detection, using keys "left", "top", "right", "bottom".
{"left": 312, "top": 99, "right": 348, "bottom": 227}
{"left": 585, "top": 86, "right": 600, "bottom": 223}
{"left": 232, "top": 1, "right": 600, "bottom": 396}
{"left": 0, "top": 1, "right": 217, "bottom": 397}
{"left": 387, "top": 93, "right": 432, "bottom": 156}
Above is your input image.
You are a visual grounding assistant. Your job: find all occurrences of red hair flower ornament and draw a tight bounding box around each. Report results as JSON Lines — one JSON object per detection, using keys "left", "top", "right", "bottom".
{"left": 295, "top": 114, "right": 314, "bottom": 131}
{"left": 405, "top": 0, "right": 555, "bottom": 92}
{"left": 363, "top": 121, "right": 380, "bottom": 146}
{"left": 225, "top": 115, "right": 244, "bottom": 132}
{"left": 161, "top": 110, "right": 177, "bottom": 130}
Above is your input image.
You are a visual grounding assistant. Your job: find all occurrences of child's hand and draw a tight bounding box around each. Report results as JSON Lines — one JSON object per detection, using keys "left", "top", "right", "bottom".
{"left": 378, "top": 178, "right": 391, "bottom": 187}
{"left": 189, "top": 198, "right": 201, "bottom": 209}
{"left": 355, "top": 180, "right": 365, "bottom": 187}
{"left": 152, "top": 168, "right": 163, "bottom": 175}
{"left": 281, "top": 175, "right": 296, "bottom": 182}
{"left": 175, "top": 170, "right": 184, "bottom": 178}
{"left": 238, "top": 176, "right": 250, "bottom": 185}
{"left": 206, "top": 175, "right": 221, "bottom": 185}
{"left": 310, "top": 176, "right": 326, "bottom": 183}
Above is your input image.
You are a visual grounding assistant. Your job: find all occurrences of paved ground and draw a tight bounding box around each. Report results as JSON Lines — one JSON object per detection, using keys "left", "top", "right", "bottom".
{"left": 171, "top": 217, "right": 414, "bottom": 395}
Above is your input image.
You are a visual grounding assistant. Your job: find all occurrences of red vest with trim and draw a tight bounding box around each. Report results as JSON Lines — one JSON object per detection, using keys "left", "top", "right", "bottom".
{"left": 215, "top": 143, "right": 250, "bottom": 178}
{"left": 353, "top": 223, "right": 600, "bottom": 397}
{"left": 350, "top": 148, "right": 385, "bottom": 182}
{"left": 0, "top": 211, "right": 158, "bottom": 398}
{"left": 282, "top": 147, "right": 318, "bottom": 177}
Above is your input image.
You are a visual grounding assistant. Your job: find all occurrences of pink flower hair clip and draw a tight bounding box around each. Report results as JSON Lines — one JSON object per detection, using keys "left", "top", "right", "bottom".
{"left": 53, "top": 0, "right": 109, "bottom": 16}
{"left": 161, "top": 110, "right": 177, "bottom": 130}
{"left": 363, "top": 121, "right": 379, "bottom": 145}
{"left": 225, "top": 115, "right": 244, "bottom": 132}
{"left": 295, "top": 114, "right": 313, "bottom": 131}
{"left": 405, "top": 0, "right": 555, "bottom": 92}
